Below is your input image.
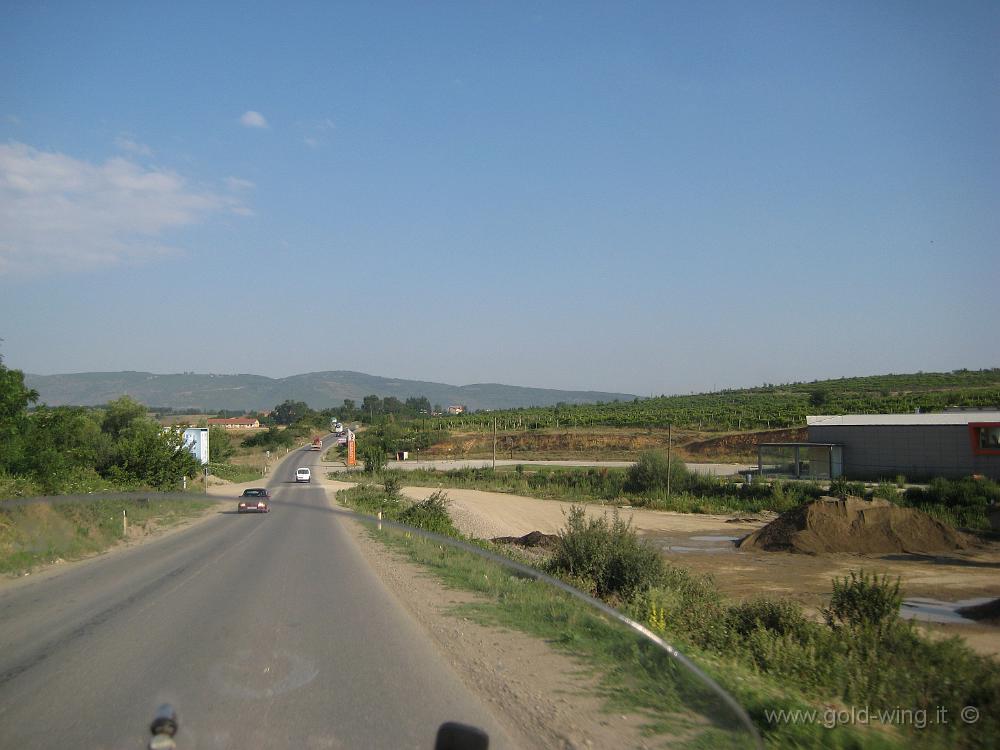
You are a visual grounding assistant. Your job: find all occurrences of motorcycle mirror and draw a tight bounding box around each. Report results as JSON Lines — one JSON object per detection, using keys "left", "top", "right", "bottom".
{"left": 149, "top": 703, "right": 178, "bottom": 737}
{"left": 435, "top": 721, "right": 489, "bottom": 750}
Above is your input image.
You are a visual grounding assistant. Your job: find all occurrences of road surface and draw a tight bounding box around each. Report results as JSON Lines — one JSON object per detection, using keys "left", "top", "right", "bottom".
{"left": 0, "top": 440, "right": 518, "bottom": 749}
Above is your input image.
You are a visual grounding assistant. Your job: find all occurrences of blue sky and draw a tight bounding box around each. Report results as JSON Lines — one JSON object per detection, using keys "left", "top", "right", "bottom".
{"left": 1, "top": 1, "right": 997, "bottom": 396}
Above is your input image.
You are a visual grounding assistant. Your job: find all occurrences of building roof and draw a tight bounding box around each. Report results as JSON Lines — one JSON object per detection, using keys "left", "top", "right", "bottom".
{"left": 207, "top": 417, "right": 259, "bottom": 424}
{"left": 807, "top": 412, "right": 1000, "bottom": 427}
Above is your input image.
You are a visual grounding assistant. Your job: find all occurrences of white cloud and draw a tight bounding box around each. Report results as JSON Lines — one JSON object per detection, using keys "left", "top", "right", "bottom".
{"left": 303, "top": 137, "right": 320, "bottom": 149}
{"left": 240, "top": 111, "right": 268, "bottom": 129}
{"left": 115, "top": 134, "right": 153, "bottom": 156}
{"left": 224, "top": 176, "right": 256, "bottom": 191}
{"left": 0, "top": 142, "right": 247, "bottom": 275}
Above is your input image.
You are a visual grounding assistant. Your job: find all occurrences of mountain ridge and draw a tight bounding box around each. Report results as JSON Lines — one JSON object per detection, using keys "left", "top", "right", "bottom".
{"left": 23, "top": 370, "right": 638, "bottom": 412}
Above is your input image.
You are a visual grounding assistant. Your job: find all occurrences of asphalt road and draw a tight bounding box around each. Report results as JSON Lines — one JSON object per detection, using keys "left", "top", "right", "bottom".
{"left": 0, "top": 440, "right": 517, "bottom": 749}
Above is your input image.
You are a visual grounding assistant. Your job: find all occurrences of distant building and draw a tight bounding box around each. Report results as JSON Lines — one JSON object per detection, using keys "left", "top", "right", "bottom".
{"left": 760, "top": 412, "right": 1000, "bottom": 481}
{"left": 207, "top": 417, "right": 260, "bottom": 429}
{"left": 447, "top": 405, "right": 467, "bottom": 415}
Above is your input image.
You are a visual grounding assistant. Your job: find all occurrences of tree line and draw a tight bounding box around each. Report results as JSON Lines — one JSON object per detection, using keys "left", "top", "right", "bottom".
{"left": 1, "top": 356, "right": 201, "bottom": 495}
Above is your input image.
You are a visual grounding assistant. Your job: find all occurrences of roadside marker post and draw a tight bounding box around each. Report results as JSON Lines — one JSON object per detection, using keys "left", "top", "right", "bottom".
{"left": 123, "top": 509, "right": 128, "bottom": 536}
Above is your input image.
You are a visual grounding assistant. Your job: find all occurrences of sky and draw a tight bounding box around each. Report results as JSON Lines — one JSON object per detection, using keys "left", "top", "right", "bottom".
{"left": 1, "top": 1, "right": 998, "bottom": 397}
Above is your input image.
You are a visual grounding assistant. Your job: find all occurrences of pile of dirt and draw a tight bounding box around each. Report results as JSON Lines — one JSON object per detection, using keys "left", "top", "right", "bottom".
{"left": 738, "top": 496, "right": 973, "bottom": 555}
{"left": 957, "top": 598, "right": 1000, "bottom": 626}
{"left": 684, "top": 427, "right": 808, "bottom": 458}
{"left": 491, "top": 530, "right": 561, "bottom": 549}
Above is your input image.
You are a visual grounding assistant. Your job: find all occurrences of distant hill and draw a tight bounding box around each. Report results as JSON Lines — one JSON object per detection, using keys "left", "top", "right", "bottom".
{"left": 23, "top": 370, "right": 637, "bottom": 412}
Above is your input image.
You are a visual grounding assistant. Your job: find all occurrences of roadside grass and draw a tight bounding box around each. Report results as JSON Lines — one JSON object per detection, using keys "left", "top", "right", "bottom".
{"left": 338, "top": 484, "right": 998, "bottom": 749}
{"left": 339, "top": 487, "right": 752, "bottom": 747}
{"left": 207, "top": 461, "right": 264, "bottom": 484}
{"left": 0, "top": 496, "right": 214, "bottom": 574}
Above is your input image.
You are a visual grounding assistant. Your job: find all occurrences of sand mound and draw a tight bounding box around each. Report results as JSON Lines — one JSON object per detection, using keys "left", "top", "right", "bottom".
{"left": 491, "top": 530, "right": 561, "bottom": 549}
{"left": 957, "top": 598, "right": 1000, "bottom": 626}
{"left": 738, "top": 496, "right": 972, "bottom": 555}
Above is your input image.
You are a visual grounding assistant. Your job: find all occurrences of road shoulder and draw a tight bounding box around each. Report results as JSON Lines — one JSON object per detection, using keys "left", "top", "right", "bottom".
{"left": 323, "top": 482, "right": 659, "bottom": 749}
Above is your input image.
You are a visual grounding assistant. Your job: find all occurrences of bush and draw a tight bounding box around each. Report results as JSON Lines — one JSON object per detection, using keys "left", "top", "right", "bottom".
{"left": 871, "top": 481, "right": 899, "bottom": 501}
{"left": 548, "top": 506, "right": 664, "bottom": 603}
{"left": 208, "top": 427, "right": 235, "bottom": 462}
{"left": 624, "top": 451, "right": 688, "bottom": 494}
{"left": 382, "top": 474, "right": 401, "bottom": 499}
{"left": 243, "top": 427, "right": 294, "bottom": 450}
{"left": 829, "top": 477, "right": 867, "bottom": 499}
{"left": 726, "top": 598, "right": 815, "bottom": 640}
{"left": 823, "top": 570, "right": 902, "bottom": 636}
{"left": 362, "top": 445, "right": 386, "bottom": 474}
{"left": 905, "top": 476, "right": 1000, "bottom": 508}
{"left": 397, "top": 490, "right": 455, "bottom": 535}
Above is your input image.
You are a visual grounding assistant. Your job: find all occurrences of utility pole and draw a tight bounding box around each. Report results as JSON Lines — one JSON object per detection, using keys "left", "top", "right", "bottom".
{"left": 492, "top": 416, "right": 497, "bottom": 471}
{"left": 666, "top": 423, "right": 672, "bottom": 500}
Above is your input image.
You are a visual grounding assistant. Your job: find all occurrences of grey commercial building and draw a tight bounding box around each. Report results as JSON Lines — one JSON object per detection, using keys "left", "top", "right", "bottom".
{"left": 804, "top": 412, "right": 1000, "bottom": 481}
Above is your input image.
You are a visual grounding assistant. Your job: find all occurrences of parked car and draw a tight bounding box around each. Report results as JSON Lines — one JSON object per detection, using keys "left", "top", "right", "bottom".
{"left": 295, "top": 467, "right": 311, "bottom": 483}
{"left": 238, "top": 488, "right": 271, "bottom": 513}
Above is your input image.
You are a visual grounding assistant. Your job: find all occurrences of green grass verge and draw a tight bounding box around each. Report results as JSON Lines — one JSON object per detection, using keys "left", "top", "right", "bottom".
{"left": 0, "top": 496, "right": 214, "bottom": 574}
{"left": 208, "top": 462, "right": 264, "bottom": 483}
{"left": 338, "top": 490, "right": 751, "bottom": 747}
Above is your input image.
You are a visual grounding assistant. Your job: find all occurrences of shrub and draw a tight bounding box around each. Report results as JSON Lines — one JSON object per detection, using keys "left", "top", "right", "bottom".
{"left": 624, "top": 451, "right": 688, "bottom": 494}
{"left": 823, "top": 571, "right": 902, "bottom": 636}
{"left": 382, "top": 474, "right": 401, "bottom": 499}
{"left": 398, "top": 490, "right": 455, "bottom": 535}
{"left": 871, "top": 481, "right": 899, "bottom": 501}
{"left": 362, "top": 445, "right": 386, "bottom": 474}
{"left": 829, "top": 478, "right": 867, "bottom": 499}
{"left": 243, "top": 427, "right": 294, "bottom": 450}
{"left": 548, "top": 506, "right": 664, "bottom": 603}
{"left": 726, "top": 598, "right": 814, "bottom": 640}
{"left": 905, "top": 476, "right": 1000, "bottom": 508}
{"left": 208, "top": 427, "right": 235, "bottom": 462}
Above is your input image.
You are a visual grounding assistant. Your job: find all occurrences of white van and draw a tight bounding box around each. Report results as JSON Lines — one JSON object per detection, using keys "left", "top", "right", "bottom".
{"left": 295, "top": 467, "right": 311, "bottom": 483}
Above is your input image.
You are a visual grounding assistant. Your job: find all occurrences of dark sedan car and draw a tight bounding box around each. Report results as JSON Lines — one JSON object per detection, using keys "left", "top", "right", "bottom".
{"left": 238, "top": 488, "right": 271, "bottom": 513}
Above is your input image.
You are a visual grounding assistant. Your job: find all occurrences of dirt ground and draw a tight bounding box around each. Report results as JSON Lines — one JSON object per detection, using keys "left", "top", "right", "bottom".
{"left": 419, "top": 426, "right": 798, "bottom": 462}
{"left": 391, "top": 483, "right": 1000, "bottom": 658}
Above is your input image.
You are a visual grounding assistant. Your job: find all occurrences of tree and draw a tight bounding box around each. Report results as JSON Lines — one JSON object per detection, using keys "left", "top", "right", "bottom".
{"left": 101, "top": 396, "right": 148, "bottom": 440}
{"left": 101, "top": 422, "right": 200, "bottom": 488}
{"left": 14, "top": 405, "right": 107, "bottom": 492}
{"left": 382, "top": 396, "right": 404, "bottom": 414}
{"left": 405, "top": 396, "right": 431, "bottom": 415}
{"left": 0, "top": 354, "right": 39, "bottom": 472}
{"left": 209, "top": 426, "right": 235, "bottom": 462}
{"left": 272, "top": 400, "right": 313, "bottom": 425}
{"left": 361, "top": 395, "right": 381, "bottom": 420}
{"left": 809, "top": 388, "right": 830, "bottom": 408}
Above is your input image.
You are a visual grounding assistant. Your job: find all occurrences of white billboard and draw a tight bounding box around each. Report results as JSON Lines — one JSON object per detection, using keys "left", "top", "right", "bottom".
{"left": 182, "top": 427, "right": 210, "bottom": 465}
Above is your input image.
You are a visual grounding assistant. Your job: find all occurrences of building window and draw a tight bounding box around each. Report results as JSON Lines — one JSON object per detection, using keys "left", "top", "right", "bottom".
{"left": 970, "top": 423, "right": 1000, "bottom": 455}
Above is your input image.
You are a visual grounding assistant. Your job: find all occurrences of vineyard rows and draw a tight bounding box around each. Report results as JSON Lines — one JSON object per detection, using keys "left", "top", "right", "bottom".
{"left": 439, "top": 369, "right": 1000, "bottom": 432}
